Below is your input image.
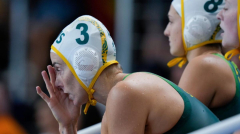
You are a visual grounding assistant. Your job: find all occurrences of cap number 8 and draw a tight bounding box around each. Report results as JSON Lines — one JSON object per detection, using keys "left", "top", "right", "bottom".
{"left": 76, "top": 23, "right": 89, "bottom": 45}
{"left": 204, "top": 0, "right": 223, "bottom": 13}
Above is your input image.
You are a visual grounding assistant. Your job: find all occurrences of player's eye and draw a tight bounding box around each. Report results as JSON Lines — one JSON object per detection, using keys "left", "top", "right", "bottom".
{"left": 55, "top": 67, "right": 61, "bottom": 72}
{"left": 168, "top": 18, "right": 173, "bottom": 24}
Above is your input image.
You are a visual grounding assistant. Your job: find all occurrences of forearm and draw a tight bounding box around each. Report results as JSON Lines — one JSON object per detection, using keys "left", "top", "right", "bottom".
{"left": 59, "top": 124, "right": 77, "bottom": 134}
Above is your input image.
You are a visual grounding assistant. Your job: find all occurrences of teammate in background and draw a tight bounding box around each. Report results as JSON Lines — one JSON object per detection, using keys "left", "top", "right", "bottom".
{"left": 217, "top": 0, "right": 240, "bottom": 60}
{"left": 36, "top": 15, "right": 219, "bottom": 134}
{"left": 164, "top": 0, "right": 240, "bottom": 120}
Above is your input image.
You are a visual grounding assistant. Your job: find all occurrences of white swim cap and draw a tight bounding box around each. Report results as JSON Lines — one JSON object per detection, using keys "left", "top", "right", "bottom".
{"left": 168, "top": 0, "right": 224, "bottom": 68}
{"left": 51, "top": 15, "right": 118, "bottom": 114}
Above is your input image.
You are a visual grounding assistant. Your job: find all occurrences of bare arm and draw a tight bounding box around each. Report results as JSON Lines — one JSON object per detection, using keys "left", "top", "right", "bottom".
{"left": 105, "top": 82, "right": 149, "bottom": 134}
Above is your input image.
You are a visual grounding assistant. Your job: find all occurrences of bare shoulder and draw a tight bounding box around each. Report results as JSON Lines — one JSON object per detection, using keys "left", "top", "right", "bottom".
{"left": 179, "top": 53, "right": 234, "bottom": 106}
{"left": 106, "top": 72, "right": 159, "bottom": 112}
{"left": 106, "top": 72, "right": 174, "bottom": 112}
{"left": 182, "top": 54, "right": 233, "bottom": 81}
{"left": 118, "top": 72, "right": 164, "bottom": 86}
{"left": 181, "top": 53, "right": 232, "bottom": 85}
{"left": 107, "top": 74, "right": 149, "bottom": 105}
{"left": 187, "top": 54, "right": 227, "bottom": 72}
{"left": 105, "top": 73, "right": 185, "bottom": 133}
{"left": 105, "top": 73, "right": 151, "bottom": 133}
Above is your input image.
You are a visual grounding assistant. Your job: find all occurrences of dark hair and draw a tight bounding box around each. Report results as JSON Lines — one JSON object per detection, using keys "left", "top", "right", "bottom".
{"left": 204, "top": 24, "right": 222, "bottom": 49}
{"left": 205, "top": 43, "right": 222, "bottom": 50}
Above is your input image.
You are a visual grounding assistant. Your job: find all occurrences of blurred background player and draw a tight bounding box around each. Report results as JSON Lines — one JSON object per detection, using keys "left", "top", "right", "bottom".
{"left": 217, "top": 0, "right": 240, "bottom": 132}
{"left": 217, "top": 0, "right": 240, "bottom": 60}
{"left": 164, "top": 0, "right": 240, "bottom": 120}
{"left": 36, "top": 15, "right": 219, "bottom": 133}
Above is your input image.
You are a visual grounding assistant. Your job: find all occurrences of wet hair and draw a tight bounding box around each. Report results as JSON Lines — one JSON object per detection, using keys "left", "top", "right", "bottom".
{"left": 205, "top": 43, "right": 222, "bottom": 50}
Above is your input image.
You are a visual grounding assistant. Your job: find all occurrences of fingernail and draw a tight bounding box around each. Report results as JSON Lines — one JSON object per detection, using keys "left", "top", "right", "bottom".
{"left": 36, "top": 87, "right": 39, "bottom": 93}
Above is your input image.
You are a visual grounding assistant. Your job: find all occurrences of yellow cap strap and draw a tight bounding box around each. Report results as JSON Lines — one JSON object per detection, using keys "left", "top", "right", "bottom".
{"left": 225, "top": 49, "right": 240, "bottom": 60}
{"left": 167, "top": 57, "right": 187, "bottom": 68}
{"left": 84, "top": 89, "right": 97, "bottom": 114}
{"left": 84, "top": 102, "right": 91, "bottom": 115}
{"left": 83, "top": 60, "right": 119, "bottom": 114}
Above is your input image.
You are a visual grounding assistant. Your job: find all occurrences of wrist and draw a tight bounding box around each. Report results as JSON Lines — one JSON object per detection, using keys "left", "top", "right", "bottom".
{"left": 59, "top": 124, "right": 77, "bottom": 134}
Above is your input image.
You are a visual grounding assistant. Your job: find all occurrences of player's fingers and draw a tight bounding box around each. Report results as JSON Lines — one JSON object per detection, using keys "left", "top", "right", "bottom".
{"left": 42, "top": 71, "right": 55, "bottom": 97}
{"left": 36, "top": 86, "right": 50, "bottom": 103}
{"left": 47, "top": 65, "right": 56, "bottom": 91}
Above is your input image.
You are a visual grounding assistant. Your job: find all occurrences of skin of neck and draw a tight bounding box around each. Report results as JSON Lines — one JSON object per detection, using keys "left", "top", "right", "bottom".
{"left": 186, "top": 45, "right": 222, "bottom": 62}
{"left": 92, "top": 65, "right": 126, "bottom": 105}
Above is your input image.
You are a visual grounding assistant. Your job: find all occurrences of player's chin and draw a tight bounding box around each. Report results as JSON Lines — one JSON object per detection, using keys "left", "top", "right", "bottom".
{"left": 73, "top": 97, "right": 83, "bottom": 106}
{"left": 222, "top": 39, "right": 238, "bottom": 49}
{"left": 169, "top": 46, "right": 175, "bottom": 55}
{"left": 170, "top": 48, "right": 180, "bottom": 56}
{"left": 73, "top": 98, "right": 79, "bottom": 106}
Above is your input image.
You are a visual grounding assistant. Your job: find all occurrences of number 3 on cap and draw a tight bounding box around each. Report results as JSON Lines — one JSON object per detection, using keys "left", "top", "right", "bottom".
{"left": 76, "top": 23, "right": 89, "bottom": 45}
{"left": 204, "top": 0, "right": 223, "bottom": 13}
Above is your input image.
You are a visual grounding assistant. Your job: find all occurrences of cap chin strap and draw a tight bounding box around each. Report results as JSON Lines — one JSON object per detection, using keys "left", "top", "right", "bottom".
{"left": 167, "top": 57, "right": 187, "bottom": 68}
{"left": 83, "top": 60, "right": 119, "bottom": 114}
{"left": 84, "top": 89, "right": 97, "bottom": 115}
{"left": 225, "top": 48, "right": 240, "bottom": 60}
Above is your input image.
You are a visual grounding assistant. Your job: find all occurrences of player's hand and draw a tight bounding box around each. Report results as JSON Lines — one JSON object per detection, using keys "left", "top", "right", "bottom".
{"left": 36, "top": 65, "right": 81, "bottom": 129}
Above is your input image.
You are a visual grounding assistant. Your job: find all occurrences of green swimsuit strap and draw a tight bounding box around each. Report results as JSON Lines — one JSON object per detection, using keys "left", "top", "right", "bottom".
{"left": 213, "top": 53, "right": 240, "bottom": 95}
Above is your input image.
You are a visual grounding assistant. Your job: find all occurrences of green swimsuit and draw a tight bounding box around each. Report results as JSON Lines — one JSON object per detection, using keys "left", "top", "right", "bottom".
{"left": 123, "top": 73, "right": 219, "bottom": 133}
{"left": 210, "top": 53, "right": 240, "bottom": 120}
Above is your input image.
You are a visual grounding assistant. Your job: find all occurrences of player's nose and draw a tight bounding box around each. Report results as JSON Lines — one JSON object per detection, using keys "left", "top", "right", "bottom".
{"left": 216, "top": 10, "right": 223, "bottom": 21}
{"left": 164, "top": 24, "right": 170, "bottom": 37}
